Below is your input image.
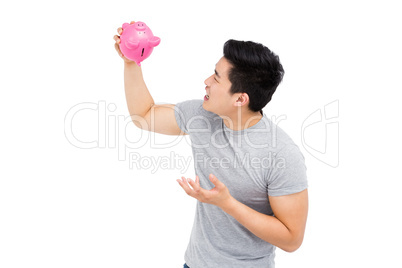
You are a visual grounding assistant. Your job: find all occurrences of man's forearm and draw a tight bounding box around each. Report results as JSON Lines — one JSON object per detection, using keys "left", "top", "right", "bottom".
{"left": 124, "top": 62, "right": 155, "bottom": 118}
{"left": 220, "top": 197, "right": 300, "bottom": 252}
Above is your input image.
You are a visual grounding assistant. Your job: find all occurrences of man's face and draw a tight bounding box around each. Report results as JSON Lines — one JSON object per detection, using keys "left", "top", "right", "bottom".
{"left": 203, "top": 57, "right": 239, "bottom": 116}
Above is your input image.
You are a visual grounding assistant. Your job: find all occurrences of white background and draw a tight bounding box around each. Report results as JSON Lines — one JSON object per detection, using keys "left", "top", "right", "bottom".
{"left": 1, "top": 0, "right": 401, "bottom": 267}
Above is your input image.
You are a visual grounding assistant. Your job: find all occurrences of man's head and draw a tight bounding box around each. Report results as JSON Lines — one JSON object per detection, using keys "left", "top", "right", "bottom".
{"left": 203, "top": 39, "right": 284, "bottom": 117}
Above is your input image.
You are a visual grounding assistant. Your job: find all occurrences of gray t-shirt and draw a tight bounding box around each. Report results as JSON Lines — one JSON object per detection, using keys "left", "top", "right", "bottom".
{"left": 174, "top": 99, "right": 308, "bottom": 268}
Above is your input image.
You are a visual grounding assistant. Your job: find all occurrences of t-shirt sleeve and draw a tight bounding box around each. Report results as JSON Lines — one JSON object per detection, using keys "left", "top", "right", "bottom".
{"left": 267, "top": 144, "right": 308, "bottom": 196}
{"left": 174, "top": 99, "right": 205, "bottom": 134}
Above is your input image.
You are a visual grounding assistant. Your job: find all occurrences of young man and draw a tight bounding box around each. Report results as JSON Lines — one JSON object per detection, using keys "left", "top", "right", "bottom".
{"left": 114, "top": 22, "right": 308, "bottom": 268}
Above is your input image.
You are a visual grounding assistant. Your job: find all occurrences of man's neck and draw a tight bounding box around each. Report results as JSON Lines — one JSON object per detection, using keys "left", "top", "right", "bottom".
{"left": 223, "top": 108, "right": 263, "bottom": 131}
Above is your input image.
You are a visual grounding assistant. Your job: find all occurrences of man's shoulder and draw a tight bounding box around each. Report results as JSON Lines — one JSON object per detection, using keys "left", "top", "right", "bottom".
{"left": 263, "top": 119, "right": 302, "bottom": 154}
{"left": 176, "top": 99, "right": 217, "bottom": 118}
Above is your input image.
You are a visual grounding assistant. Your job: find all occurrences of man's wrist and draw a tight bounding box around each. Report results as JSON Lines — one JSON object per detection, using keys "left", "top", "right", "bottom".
{"left": 219, "top": 195, "right": 238, "bottom": 214}
{"left": 124, "top": 61, "right": 139, "bottom": 67}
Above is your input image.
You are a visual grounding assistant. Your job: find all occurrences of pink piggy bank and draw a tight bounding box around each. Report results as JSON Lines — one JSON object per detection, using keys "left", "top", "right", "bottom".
{"left": 119, "top": 21, "right": 161, "bottom": 66}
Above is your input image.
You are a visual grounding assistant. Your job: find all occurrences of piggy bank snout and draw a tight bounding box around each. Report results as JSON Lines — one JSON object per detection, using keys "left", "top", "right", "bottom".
{"left": 134, "top": 22, "right": 146, "bottom": 31}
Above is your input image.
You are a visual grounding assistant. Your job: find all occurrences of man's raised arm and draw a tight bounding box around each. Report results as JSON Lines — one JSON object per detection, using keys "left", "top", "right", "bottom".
{"left": 114, "top": 22, "right": 186, "bottom": 136}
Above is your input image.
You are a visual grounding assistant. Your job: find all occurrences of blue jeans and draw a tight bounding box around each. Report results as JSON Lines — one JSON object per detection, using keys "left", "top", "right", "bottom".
{"left": 183, "top": 264, "right": 190, "bottom": 268}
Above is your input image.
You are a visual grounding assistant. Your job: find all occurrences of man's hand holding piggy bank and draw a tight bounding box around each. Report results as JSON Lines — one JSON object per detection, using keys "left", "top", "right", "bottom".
{"left": 114, "top": 21, "right": 161, "bottom": 66}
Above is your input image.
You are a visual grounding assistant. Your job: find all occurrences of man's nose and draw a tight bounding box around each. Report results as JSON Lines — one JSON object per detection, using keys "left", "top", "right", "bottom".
{"left": 204, "top": 75, "right": 213, "bottom": 86}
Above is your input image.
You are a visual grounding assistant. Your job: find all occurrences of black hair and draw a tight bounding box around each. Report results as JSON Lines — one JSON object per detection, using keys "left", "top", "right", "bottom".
{"left": 223, "top": 39, "right": 284, "bottom": 113}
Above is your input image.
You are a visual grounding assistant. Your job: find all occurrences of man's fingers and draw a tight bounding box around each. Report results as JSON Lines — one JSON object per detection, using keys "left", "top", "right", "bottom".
{"left": 178, "top": 177, "right": 194, "bottom": 196}
{"left": 209, "top": 174, "right": 218, "bottom": 185}
{"left": 114, "top": 43, "right": 123, "bottom": 57}
{"left": 114, "top": 43, "right": 120, "bottom": 53}
{"left": 209, "top": 174, "right": 224, "bottom": 189}
{"left": 187, "top": 177, "right": 201, "bottom": 193}
{"left": 113, "top": 35, "right": 121, "bottom": 44}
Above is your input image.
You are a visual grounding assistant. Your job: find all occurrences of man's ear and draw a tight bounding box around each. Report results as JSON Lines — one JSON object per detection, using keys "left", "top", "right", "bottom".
{"left": 234, "top": 93, "right": 249, "bottom": 107}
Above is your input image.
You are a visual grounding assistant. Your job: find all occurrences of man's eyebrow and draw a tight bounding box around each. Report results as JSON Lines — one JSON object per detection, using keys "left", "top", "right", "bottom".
{"left": 214, "top": 69, "right": 221, "bottom": 78}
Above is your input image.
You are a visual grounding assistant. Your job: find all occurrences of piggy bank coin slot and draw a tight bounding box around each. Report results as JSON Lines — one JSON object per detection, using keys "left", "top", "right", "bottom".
{"left": 141, "top": 48, "right": 144, "bottom": 57}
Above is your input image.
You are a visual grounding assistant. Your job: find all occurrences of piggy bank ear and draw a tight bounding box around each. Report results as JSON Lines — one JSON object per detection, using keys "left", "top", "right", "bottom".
{"left": 122, "top": 23, "right": 130, "bottom": 29}
{"left": 126, "top": 40, "right": 140, "bottom": 50}
{"left": 148, "top": 36, "right": 161, "bottom": 47}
